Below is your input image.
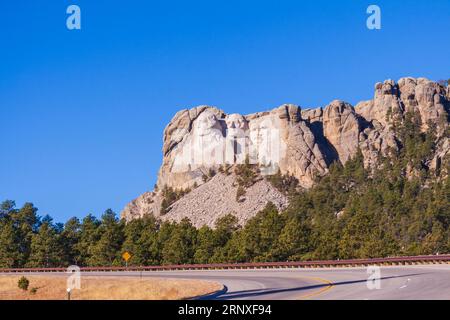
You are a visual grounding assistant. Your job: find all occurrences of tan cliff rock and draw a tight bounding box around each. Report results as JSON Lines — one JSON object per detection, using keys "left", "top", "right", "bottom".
{"left": 157, "top": 104, "right": 328, "bottom": 191}
{"left": 322, "top": 100, "right": 362, "bottom": 164}
{"left": 121, "top": 77, "right": 449, "bottom": 227}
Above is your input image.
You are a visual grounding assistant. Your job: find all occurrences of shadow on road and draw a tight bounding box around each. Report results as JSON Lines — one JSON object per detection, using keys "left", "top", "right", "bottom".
{"left": 214, "top": 273, "right": 427, "bottom": 300}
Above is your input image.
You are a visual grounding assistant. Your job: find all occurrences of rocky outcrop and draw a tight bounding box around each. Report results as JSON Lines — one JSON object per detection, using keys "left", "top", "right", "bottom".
{"left": 358, "top": 122, "right": 400, "bottom": 169}
{"left": 354, "top": 77, "right": 449, "bottom": 168}
{"left": 322, "top": 100, "right": 362, "bottom": 164}
{"left": 399, "top": 77, "right": 448, "bottom": 132}
{"left": 356, "top": 78, "right": 449, "bottom": 132}
{"left": 122, "top": 77, "right": 449, "bottom": 227}
{"left": 121, "top": 191, "right": 161, "bottom": 221}
{"left": 301, "top": 101, "right": 363, "bottom": 165}
{"left": 275, "top": 105, "right": 328, "bottom": 187}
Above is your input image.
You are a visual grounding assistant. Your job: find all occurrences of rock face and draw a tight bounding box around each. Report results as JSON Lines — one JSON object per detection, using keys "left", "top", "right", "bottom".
{"left": 122, "top": 77, "right": 450, "bottom": 227}
{"left": 322, "top": 100, "right": 362, "bottom": 164}
{"left": 356, "top": 78, "right": 449, "bottom": 132}
{"left": 158, "top": 104, "right": 328, "bottom": 190}
{"left": 121, "top": 191, "right": 161, "bottom": 222}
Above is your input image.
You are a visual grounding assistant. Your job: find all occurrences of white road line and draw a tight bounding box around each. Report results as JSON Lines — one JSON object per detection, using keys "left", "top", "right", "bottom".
{"left": 399, "top": 278, "right": 411, "bottom": 289}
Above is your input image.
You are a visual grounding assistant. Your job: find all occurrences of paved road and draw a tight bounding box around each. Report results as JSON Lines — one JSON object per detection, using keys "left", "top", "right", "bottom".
{"left": 123, "top": 265, "right": 450, "bottom": 300}
{"left": 4, "top": 265, "right": 450, "bottom": 299}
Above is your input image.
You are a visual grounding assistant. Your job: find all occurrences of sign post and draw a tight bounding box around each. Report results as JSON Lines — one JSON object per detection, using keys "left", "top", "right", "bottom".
{"left": 122, "top": 251, "right": 132, "bottom": 268}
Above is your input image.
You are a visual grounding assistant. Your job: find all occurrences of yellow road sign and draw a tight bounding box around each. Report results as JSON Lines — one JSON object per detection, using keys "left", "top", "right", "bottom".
{"left": 122, "top": 251, "right": 132, "bottom": 262}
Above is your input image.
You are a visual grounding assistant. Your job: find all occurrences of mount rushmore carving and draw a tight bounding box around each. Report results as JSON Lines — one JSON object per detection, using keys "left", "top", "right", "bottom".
{"left": 122, "top": 77, "right": 450, "bottom": 227}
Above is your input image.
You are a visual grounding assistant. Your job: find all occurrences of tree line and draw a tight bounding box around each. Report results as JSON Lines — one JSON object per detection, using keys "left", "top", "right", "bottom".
{"left": 0, "top": 112, "right": 449, "bottom": 268}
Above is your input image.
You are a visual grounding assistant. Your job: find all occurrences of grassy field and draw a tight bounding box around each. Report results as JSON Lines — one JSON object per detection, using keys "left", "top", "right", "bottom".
{"left": 0, "top": 275, "right": 222, "bottom": 300}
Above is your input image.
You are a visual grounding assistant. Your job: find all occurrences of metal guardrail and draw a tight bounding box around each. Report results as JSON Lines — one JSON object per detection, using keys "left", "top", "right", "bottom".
{"left": 0, "top": 255, "right": 449, "bottom": 273}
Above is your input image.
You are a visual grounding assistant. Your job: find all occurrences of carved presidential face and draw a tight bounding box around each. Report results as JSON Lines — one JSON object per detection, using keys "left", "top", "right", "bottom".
{"left": 249, "top": 117, "right": 273, "bottom": 143}
{"left": 194, "top": 110, "right": 222, "bottom": 137}
{"left": 225, "top": 114, "right": 248, "bottom": 138}
{"left": 248, "top": 116, "right": 276, "bottom": 166}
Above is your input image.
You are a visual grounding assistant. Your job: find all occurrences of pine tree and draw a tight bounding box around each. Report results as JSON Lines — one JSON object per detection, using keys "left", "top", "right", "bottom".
{"left": 60, "top": 217, "right": 81, "bottom": 265}
{"left": 194, "top": 225, "right": 215, "bottom": 264}
{"left": 122, "top": 218, "right": 145, "bottom": 266}
{"left": 162, "top": 218, "right": 197, "bottom": 265}
{"left": 27, "top": 216, "right": 64, "bottom": 267}
{"left": 76, "top": 214, "right": 101, "bottom": 266}
{"left": 88, "top": 209, "right": 124, "bottom": 266}
{"left": 13, "top": 203, "right": 39, "bottom": 267}
{"left": 240, "top": 203, "right": 284, "bottom": 262}
{"left": 0, "top": 200, "right": 16, "bottom": 219}
{"left": 214, "top": 214, "right": 238, "bottom": 246}
{"left": 0, "top": 218, "right": 21, "bottom": 268}
{"left": 209, "top": 214, "right": 239, "bottom": 262}
{"left": 271, "top": 216, "right": 311, "bottom": 261}
{"left": 136, "top": 215, "right": 160, "bottom": 265}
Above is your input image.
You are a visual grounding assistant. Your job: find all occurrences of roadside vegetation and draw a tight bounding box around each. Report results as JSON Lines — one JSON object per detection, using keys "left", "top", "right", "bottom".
{"left": 0, "top": 276, "right": 221, "bottom": 300}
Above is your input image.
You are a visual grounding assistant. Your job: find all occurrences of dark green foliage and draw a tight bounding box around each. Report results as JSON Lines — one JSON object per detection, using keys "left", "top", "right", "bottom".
{"left": 284, "top": 114, "right": 449, "bottom": 260}
{"left": 218, "top": 164, "right": 232, "bottom": 175}
{"left": 195, "top": 214, "right": 239, "bottom": 263}
{"left": 0, "top": 218, "right": 21, "bottom": 268}
{"left": 208, "top": 168, "right": 216, "bottom": 178}
{"left": 87, "top": 209, "right": 125, "bottom": 266}
{"left": 239, "top": 203, "right": 285, "bottom": 262}
{"left": 75, "top": 214, "right": 100, "bottom": 266}
{"left": 234, "top": 157, "right": 259, "bottom": 188}
{"left": 27, "top": 216, "right": 64, "bottom": 268}
{"left": 121, "top": 218, "right": 145, "bottom": 266}
{"left": 0, "top": 201, "right": 22, "bottom": 268}
{"left": 122, "top": 215, "right": 159, "bottom": 266}
{"left": 271, "top": 215, "right": 312, "bottom": 261}
{"left": 14, "top": 203, "right": 40, "bottom": 266}
{"left": 194, "top": 225, "right": 215, "bottom": 264}
{"left": 18, "top": 276, "right": 29, "bottom": 291}
{"left": 161, "top": 218, "right": 197, "bottom": 265}
{"left": 160, "top": 186, "right": 190, "bottom": 215}
{"left": 60, "top": 217, "right": 81, "bottom": 265}
{"left": 266, "top": 170, "right": 299, "bottom": 195}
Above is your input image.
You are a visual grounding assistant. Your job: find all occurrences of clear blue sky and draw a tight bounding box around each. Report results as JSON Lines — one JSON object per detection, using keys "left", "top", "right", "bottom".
{"left": 1, "top": 0, "right": 449, "bottom": 222}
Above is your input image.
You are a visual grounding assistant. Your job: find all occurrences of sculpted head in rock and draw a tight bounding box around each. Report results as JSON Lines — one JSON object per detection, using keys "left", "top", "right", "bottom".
{"left": 191, "top": 109, "right": 225, "bottom": 167}
{"left": 225, "top": 113, "right": 248, "bottom": 138}
{"left": 224, "top": 114, "right": 249, "bottom": 164}
{"left": 170, "top": 109, "right": 225, "bottom": 172}
{"left": 194, "top": 109, "right": 223, "bottom": 137}
{"left": 249, "top": 116, "right": 280, "bottom": 166}
{"left": 249, "top": 116, "right": 274, "bottom": 143}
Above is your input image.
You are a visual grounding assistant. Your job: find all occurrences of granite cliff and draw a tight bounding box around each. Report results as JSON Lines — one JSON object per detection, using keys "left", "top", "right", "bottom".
{"left": 122, "top": 77, "right": 449, "bottom": 227}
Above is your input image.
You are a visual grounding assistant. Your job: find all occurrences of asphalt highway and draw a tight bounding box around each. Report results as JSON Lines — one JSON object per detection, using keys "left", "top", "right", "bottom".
{"left": 4, "top": 265, "right": 450, "bottom": 300}
{"left": 127, "top": 265, "right": 450, "bottom": 300}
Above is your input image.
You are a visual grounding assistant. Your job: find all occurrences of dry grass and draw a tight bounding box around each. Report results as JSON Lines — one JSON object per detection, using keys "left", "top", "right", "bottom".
{"left": 0, "top": 275, "right": 222, "bottom": 300}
